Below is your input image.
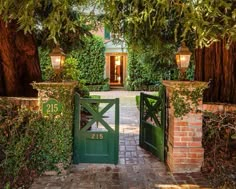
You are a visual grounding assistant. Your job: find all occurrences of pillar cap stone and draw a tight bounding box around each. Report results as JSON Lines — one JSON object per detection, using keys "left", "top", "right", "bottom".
{"left": 162, "top": 80, "right": 208, "bottom": 90}
{"left": 32, "top": 81, "right": 78, "bottom": 88}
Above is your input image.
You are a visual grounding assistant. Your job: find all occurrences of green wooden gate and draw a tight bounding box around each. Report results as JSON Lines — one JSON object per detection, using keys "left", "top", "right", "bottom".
{"left": 73, "top": 93, "right": 119, "bottom": 164}
{"left": 139, "top": 90, "right": 166, "bottom": 161}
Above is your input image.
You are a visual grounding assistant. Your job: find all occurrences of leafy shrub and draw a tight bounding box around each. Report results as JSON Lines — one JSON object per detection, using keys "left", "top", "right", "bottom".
{"left": 127, "top": 50, "right": 173, "bottom": 91}
{"left": 127, "top": 51, "right": 147, "bottom": 90}
{"left": 38, "top": 47, "right": 54, "bottom": 81}
{"left": 39, "top": 48, "right": 80, "bottom": 82}
{"left": 127, "top": 43, "right": 184, "bottom": 91}
{"left": 69, "top": 36, "right": 105, "bottom": 85}
{"left": 135, "top": 95, "right": 140, "bottom": 110}
{"left": 63, "top": 57, "right": 80, "bottom": 81}
{"left": 135, "top": 92, "right": 159, "bottom": 110}
{"left": 0, "top": 100, "right": 72, "bottom": 188}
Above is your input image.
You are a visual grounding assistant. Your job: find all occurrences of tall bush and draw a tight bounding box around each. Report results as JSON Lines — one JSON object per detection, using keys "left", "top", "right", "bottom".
{"left": 127, "top": 50, "right": 172, "bottom": 91}
{"left": 38, "top": 47, "right": 53, "bottom": 81}
{"left": 69, "top": 36, "right": 105, "bottom": 85}
{"left": 127, "top": 51, "right": 147, "bottom": 90}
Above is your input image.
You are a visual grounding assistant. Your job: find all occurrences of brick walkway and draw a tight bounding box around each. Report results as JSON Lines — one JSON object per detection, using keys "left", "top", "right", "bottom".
{"left": 31, "top": 91, "right": 212, "bottom": 189}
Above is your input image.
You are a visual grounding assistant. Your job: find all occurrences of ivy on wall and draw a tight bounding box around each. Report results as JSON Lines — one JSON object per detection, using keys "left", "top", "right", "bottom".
{"left": 0, "top": 99, "right": 72, "bottom": 188}
{"left": 170, "top": 85, "right": 208, "bottom": 118}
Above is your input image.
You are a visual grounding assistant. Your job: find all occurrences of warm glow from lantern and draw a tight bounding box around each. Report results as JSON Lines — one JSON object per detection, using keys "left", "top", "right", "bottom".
{"left": 175, "top": 42, "right": 192, "bottom": 80}
{"left": 49, "top": 45, "right": 65, "bottom": 71}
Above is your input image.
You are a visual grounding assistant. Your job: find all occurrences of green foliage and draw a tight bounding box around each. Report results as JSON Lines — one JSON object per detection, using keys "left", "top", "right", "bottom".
{"left": 75, "top": 80, "right": 90, "bottom": 98}
{"left": 127, "top": 51, "right": 152, "bottom": 90}
{"left": 63, "top": 57, "right": 80, "bottom": 81}
{"left": 39, "top": 36, "right": 106, "bottom": 91}
{"left": 135, "top": 92, "right": 159, "bottom": 110}
{"left": 86, "top": 85, "right": 103, "bottom": 91}
{"left": 69, "top": 36, "right": 106, "bottom": 85}
{"left": 38, "top": 47, "right": 53, "bottom": 81}
{"left": 102, "top": 83, "right": 110, "bottom": 91}
{"left": 171, "top": 85, "right": 207, "bottom": 118}
{"left": 0, "top": 0, "right": 97, "bottom": 43}
{"left": 0, "top": 100, "right": 72, "bottom": 188}
{"left": 39, "top": 48, "right": 80, "bottom": 82}
{"left": 100, "top": 0, "right": 236, "bottom": 49}
{"left": 186, "top": 61, "right": 195, "bottom": 81}
{"left": 127, "top": 49, "right": 176, "bottom": 91}
{"left": 139, "top": 44, "right": 180, "bottom": 81}
{"left": 182, "top": 1, "right": 236, "bottom": 47}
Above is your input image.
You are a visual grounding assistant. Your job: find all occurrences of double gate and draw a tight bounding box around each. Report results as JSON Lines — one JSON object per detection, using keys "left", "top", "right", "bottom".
{"left": 139, "top": 90, "right": 166, "bottom": 162}
{"left": 73, "top": 93, "right": 119, "bottom": 164}
{"left": 73, "top": 89, "right": 166, "bottom": 164}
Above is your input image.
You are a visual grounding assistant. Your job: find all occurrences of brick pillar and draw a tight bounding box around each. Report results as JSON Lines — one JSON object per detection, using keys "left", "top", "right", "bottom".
{"left": 163, "top": 80, "right": 208, "bottom": 173}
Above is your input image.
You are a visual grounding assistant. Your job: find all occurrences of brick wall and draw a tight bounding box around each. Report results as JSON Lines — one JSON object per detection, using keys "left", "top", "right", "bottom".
{"left": 203, "top": 103, "right": 236, "bottom": 112}
{"left": 1, "top": 97, "right": 39, "bottom": 110}
{"left": 167, "top": 104, "right": 204, "bottom": 173}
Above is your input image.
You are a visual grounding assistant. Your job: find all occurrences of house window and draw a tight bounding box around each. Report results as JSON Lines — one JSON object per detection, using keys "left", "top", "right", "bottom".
{"left": 104, "top": 27, "right": 110, "bottom": 40}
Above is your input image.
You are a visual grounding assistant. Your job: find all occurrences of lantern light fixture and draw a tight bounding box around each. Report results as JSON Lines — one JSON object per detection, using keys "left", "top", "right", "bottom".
{"left": 49, "top": 45, "right": 65, "bottom": 71}
{"left": 175, "top": 42, "right": 192, "bottom": 80}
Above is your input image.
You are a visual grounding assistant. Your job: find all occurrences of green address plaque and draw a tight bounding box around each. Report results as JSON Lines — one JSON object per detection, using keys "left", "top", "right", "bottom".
{"left": 42, "top": 98, "right": 62, "bottom": 115}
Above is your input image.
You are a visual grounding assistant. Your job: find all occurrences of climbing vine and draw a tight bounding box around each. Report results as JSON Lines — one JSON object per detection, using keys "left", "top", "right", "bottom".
{"left": 171, "top": 85, "right": 207, "bottom": 118}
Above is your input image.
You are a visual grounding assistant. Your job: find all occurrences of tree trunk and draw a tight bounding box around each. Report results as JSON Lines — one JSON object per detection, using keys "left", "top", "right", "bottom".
{"left": 0, "top": 18, "right": 42, "bottom": 97}
{"left": 195, "top": 39, "right": 236, "bottom": 103}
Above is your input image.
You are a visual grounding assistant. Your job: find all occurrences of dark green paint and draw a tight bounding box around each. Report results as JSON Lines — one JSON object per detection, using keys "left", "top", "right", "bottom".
{"left": 139, "top": 91, "right": 166, "bottom": 162}
{"left": 73, "top": 93, "right": 119, "bottom": 164}
{"left": 42, "top": 98, "right": 62, "bottom": 115}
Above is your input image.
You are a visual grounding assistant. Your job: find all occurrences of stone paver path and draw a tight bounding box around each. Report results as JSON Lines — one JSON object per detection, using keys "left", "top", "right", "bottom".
{"left": 31, "top": 91, "right": 212, "bottom": 189}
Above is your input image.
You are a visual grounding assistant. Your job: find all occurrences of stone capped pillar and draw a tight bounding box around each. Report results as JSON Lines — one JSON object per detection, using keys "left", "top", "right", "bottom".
{"left": 32, "top": 82, "right": 77, "bottom": 128}
{"left": 163, "top": 80, "right": 208, "bottom": 173}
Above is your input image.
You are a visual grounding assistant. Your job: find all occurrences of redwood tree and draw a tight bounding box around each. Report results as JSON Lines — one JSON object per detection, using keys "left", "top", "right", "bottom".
{"left": 195, "top": 40, "right": 236, "bottom": 103}
{"left": 0, "top": 0, "right": 95, "bottom": 97}
{"left": 0, "top": 19, "right": 41, "bottom": 97}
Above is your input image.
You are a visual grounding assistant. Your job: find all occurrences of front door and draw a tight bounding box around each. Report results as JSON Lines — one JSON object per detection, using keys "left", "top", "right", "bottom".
{"left": 73, "top": 93, "right": 119, "bottom": 164}
{"left": 139, "top": 90, "right": 166, "bottom": 161}
{"left": 110, "top": 56, "right": 123, "bottom": 85}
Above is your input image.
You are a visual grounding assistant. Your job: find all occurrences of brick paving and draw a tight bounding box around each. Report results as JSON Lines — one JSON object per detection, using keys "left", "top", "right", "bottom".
{"left": 30, "top": 91, "right": 212, "bottom": 189}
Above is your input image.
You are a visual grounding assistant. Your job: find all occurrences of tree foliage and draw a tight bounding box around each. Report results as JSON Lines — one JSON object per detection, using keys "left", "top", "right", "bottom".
{"left": 99, "top": 0, "right": 236, "bottom": 48}
{"left": 0, "top": 0, "right": 97, "bottom": 43}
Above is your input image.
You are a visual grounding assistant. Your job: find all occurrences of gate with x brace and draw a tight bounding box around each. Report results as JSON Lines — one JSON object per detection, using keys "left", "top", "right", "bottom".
{"left": 73, "top": 93, "right": 119, "bottom": 164}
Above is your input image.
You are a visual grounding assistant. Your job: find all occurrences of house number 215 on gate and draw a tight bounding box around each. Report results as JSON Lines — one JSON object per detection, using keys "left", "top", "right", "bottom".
{"left": 90, "top": 133, "right": 104, "bottom": 140}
